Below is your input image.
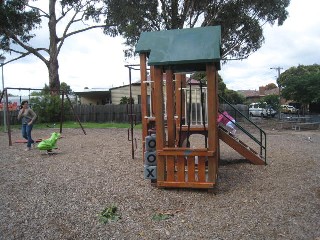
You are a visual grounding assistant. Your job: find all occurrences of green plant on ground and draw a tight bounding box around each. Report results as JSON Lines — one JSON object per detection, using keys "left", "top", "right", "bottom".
{"left": 98, "top": 205, "right": 121, "bottom": 224}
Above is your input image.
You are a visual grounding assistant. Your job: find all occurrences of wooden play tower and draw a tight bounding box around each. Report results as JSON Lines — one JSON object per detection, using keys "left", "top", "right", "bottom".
{"left": 136, "top": 26, "right": 265, "bottom": 190}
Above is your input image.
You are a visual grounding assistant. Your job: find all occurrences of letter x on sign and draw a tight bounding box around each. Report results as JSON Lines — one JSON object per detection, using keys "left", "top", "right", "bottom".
{"left": 147, "top": 168, "right": 155, "bottom": 178}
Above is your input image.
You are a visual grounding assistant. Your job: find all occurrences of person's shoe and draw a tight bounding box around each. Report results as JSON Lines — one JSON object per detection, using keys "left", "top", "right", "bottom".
{"left": 25, "top": 147, "right": 31, "bottom": 151}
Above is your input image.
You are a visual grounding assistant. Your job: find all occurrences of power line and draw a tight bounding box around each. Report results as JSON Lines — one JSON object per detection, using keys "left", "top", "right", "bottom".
{"left": 270, "top": 67, "right": 283, "bottom": 119}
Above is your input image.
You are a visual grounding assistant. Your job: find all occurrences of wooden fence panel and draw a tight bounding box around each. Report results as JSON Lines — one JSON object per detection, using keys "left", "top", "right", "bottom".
{"left": 65, "top": 104, "right": 142, "bottom": 123}
{"left": 0, "top": 104, "right": 246, "bottom": 125}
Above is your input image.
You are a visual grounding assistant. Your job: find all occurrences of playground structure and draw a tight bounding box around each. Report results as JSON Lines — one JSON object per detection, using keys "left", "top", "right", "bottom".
{"left": 0, "top": 87, "right": 86, "bottom": 146}
{"left": 136, "top": 26, "right": 266, "bottom": 190}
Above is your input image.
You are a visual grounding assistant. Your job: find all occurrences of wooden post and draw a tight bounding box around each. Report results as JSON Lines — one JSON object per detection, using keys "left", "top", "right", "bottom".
{"left": 175, "top": 74, "right": 186, "bottom": 145}
{"left": 140, "top": 54, "right": 148, "bottom": 155}
{"left": 165, "top": 69, "right": 175, "bottom": 146}
{"left": 206, "top": 63, "right": 218, "bottom": 183}
{"left": 165, "top": 69, "right": 175, "bottom": 181}
{"left": 153, "top": 66, "right": 166, "bottom": 182}
{"left": 150, "top": 66, "right": 155, "bottom": 117}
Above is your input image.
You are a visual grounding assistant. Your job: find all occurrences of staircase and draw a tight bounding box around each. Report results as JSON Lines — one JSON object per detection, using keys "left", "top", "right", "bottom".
{"left": 218, "top": 95, "right": 267, "bottom": 165}
{"left": 218, "top": 126, "right": 265, "bottom": 165}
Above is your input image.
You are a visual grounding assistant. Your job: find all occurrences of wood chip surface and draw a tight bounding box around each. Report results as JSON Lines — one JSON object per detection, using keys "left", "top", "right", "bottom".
{"left": 0, "top": 121, "right": 319, "bottom": 239}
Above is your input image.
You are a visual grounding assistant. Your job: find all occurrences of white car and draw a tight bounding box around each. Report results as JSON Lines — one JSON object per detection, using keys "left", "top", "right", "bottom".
{"left": 249, "top": 102, "right": 276, "bottom": 118}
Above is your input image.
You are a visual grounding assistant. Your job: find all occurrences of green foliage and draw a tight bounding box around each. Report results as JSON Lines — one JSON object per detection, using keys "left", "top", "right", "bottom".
{"left": 30, "top": 90, "right": 42, "bottom": 96}
{"left": 261, "top": 94, "right": 280, "bottom": 110}
{"left": 60, "top": 82, "right": 73, "bottom": 95}
{"left": 191, "top": 72, "right": 244, "bottom": 104}
{"left": 278, "top": 64, "right": 320, "bottom": 104}
{"left": 190, "top": 72, "right": 226, "bottom": 96}
{"left": 120, "top": 96, "right": 134, "bottom": 104}
{"left": 31, "top": 94, "right": 71, "bottom": 123}
{"left": 103, "top": 0, "right": 290, "bottom": 59}
{"left": 222, "top": 89, "right": 245, "bottom": 104}
{"left": 0, "top": 1, "right": 108, "bottom": 93}
{"left": 98, "top": 205, "right": 121, "bottom": 224}
{"left": 265, "top": 83, "right": 278, "bottom": 90}
{"left": 30, "top": 82, "right": 73, "bottom": 96}
{"left": 0, "top": 0, "right": 41, "bottom": 51}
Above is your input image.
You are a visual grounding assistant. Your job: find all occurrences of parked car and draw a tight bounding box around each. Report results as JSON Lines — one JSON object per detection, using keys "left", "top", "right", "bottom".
{"left": 280, "top": 105, "right": 298, "bottom": 114}
{"left": 249, "top": 102, "right": 276, "bottom": 118}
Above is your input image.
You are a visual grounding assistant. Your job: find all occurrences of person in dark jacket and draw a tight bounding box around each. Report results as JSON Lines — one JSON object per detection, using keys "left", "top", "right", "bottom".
{"left": 17, "top": 100, "right": 37, "bottom": 151}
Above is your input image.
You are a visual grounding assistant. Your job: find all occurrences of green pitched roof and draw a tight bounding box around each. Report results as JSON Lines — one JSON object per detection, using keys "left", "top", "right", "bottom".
{"left": 135, "top": 26, "right": 221, "bottom": 71}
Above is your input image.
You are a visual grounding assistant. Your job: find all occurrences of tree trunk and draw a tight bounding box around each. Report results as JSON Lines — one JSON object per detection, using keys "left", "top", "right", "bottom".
{"left": 48, "top": 58, "right": 60, "bottom": 95}
{"left": 48, "top": 0, "right": 60, "bottom": 95}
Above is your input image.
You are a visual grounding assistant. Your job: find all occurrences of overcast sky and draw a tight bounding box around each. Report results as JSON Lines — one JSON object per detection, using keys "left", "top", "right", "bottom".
{"left": 1, "top": 0, "right": 320, "bottom": 95}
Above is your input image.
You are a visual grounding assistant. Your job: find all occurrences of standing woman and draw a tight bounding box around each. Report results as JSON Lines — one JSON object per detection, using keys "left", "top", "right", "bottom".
{"left": 18, "top": 100, "right": 37, "bottom": 151}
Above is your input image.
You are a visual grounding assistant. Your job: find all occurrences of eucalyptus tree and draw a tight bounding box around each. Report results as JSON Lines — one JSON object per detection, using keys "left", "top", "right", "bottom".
{"left": 103, "top": 0, "right": 290, "bottom": 60}
{"left": 0, "top": 0, "right": 110, "bottom": 94}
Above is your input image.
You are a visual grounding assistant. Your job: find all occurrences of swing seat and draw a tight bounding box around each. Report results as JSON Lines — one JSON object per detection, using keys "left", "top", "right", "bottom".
{"left": 15, "top": 139, "right": 43, "bottom": 143}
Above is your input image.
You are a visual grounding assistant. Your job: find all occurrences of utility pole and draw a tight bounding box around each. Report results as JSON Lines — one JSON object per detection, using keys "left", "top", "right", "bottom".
{"left": 0, "top": 56, "right": 6, "bottom": 132}
{"left": 270, "top": 67, "right": 283, "bottom": 119}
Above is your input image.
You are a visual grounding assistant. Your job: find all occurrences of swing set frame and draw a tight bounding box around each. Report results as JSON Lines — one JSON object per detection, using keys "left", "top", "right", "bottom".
{"left": 0, "top": 87, "right": 86, "bottom": 146}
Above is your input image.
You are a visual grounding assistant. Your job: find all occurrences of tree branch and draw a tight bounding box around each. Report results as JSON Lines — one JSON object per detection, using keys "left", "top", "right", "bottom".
{"left": 7, "top": 47, "right": 48, "bottom": 55}
{"left": 57, "top": 24, "right": 111, "bottom": 54}
{"left": 2, "top": 52, "right": 33, "bottom": 66}
{"left": 57, "top": 6, "right": 73, "bottom": 23}
{"left": 64, "top": 25, "right": 110, "bottom": 39}
{"left": 57, "top": 9, "right": 86, "bottom": 55}
{"left": 26, "top": 3, "right": 49, "bottom": 18}
{"left": 4, "top": 30, "right": 49, "bottom": 66}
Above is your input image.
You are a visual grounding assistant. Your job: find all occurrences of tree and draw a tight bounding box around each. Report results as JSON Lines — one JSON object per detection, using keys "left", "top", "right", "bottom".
{"left": 265, "top": 83, "right": 277, "bottom": 90}
{"left": 261, "top": 94, "right": 279, "bottom": 110}
{"left": 0, "top": 0, "right": 110, "bottom": 94}
{"left": 120, "top": 96, "right": 134, "bottom": 104}
{"left": 31, "top": 94, "right": 72, "bottom": 123}
{"left": 190, "top": 71, "right": 244, "bottom": 104}
{"left": 60, "top": 82, "right": 73, "bottom": 95}
{"left": 30, "top": 82, "right": 73, "bottom": 96}
{"left": 103, "top": 0, "right": 290, "bottom": 59}
{"left": 222, "top": 89, "right": 245, "bottom": 104}
{"left": 190, "top": 72, "right": 226, "bottom": 96}
{"left": 278, "top": 64, "right": 320, "bottom": 105}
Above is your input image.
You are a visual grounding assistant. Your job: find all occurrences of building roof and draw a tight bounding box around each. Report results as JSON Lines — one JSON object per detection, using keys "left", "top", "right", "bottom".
{"left": 74, "top": 88, "right": 109, "bottom": 93}
{"left": 237, "top": 90, "right": 260, "bottom": 98}
{"left": 238, "top": 87, "right": 279, "bottom": 98}
{"left": 74, "top": 88, "right": 110, "bottom": 97}
{"left": 265, "top": 88, "right": 279, "bottom": 95}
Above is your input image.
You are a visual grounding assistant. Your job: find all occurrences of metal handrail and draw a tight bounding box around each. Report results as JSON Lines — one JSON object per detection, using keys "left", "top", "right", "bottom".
{"left": 219, "top": 95, "right": 267, "bottom": 164}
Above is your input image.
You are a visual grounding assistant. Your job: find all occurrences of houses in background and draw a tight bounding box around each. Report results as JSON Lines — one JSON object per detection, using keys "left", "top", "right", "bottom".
{"left": 74, "top": 82, "right": 149, "bottom": 105}
{"left": 237, "top": 86, "right": 281, "bottom": 104}
{"left": 74, "top": 88, "right": 111, "bottom": 105}
{"left": 75, "top": 82, "right": 282, "bottom": 107}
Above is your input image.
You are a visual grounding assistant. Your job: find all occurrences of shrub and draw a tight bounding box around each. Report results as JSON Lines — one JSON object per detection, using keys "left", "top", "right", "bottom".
{"left": 30, "top": 95, "right": 71, "bottom": 123}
